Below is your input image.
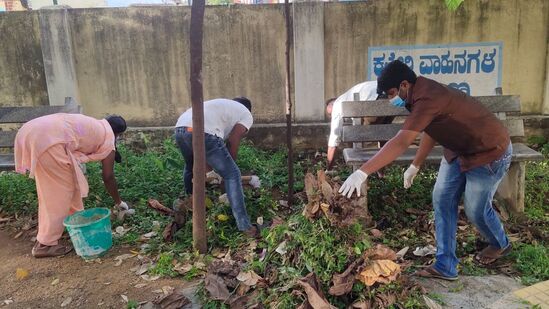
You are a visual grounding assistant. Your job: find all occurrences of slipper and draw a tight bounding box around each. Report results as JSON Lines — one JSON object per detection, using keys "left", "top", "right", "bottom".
{"left": 32, "top": 242, "right": 73, "bottom": 258}
{"left": 243, "top": 221, "right": 271, "bottom": 238}
{"left": 414, "top": 266, "right": 458, "bottom": 281}
{"left": 475, "top": 244, "right": 512, "bottom": 266}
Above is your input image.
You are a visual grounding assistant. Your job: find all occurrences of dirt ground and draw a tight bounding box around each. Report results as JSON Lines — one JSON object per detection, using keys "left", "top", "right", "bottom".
{"left": 0, "top": 227, "right": 531, "bottom": 309}
{"left": 419, "top": 275, "right": 528, "bottom": 309}
{"left": 0, "top": 229, "right": 199, "bottom": 309}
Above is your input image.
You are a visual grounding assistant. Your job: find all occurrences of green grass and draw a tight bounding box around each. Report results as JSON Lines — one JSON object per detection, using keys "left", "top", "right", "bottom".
{"left": 511, "top": 243, "right": 549, "bottom": 285}
{"left": 2, "top": 137, "right": 549, "bottom": 306}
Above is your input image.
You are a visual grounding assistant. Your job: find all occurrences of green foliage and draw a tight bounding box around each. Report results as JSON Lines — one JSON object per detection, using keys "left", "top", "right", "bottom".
{"left": 149, "top": 252, "right": 179, "bottom": 277}
{"left": 511, "top": 244, "right": 549, "bottom": 285}
{"left": 444, "top": 0, "right": 464, "bottom": 11}
{"left": 126, "top": 300, "right": 138, "bottom": 309}
{"left": 0, "top": 171, "right": 37, "bottom": 214}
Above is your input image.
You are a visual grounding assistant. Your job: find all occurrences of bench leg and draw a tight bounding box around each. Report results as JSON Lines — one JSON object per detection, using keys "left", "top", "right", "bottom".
{"left": 495, "top": 161, "right": 525, "bottom": 213}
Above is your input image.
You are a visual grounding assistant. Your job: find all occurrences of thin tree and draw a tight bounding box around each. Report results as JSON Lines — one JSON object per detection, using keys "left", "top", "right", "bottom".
{"left": 189, "top": 0, "right": 207, "bottom": 253}
{"left": 284, "top": 0, "right": 294, "bottom": 206}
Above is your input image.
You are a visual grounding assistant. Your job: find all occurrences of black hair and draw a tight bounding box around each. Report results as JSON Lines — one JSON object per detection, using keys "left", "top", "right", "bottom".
{"left": 105, "top": 115, "right": 127, "bottom": 134}
{"left": 233, "top": 97, "right": 252, "bottom": 112}
{"left": 105, "top": 115, "right": 126, "bottom": 163}
{"left": 325, "top": 98, "right": 337, "bottom": 106}
{"left": 376, "top": 60, "right": 417, "bottom": 95}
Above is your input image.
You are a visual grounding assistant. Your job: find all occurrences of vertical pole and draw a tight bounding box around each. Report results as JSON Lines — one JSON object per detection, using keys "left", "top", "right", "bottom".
{"left": 189, "top": 0, "right": 207, "bottom": 253}
{"left": 284, "top": 0, "right": 294, "bottom": 206}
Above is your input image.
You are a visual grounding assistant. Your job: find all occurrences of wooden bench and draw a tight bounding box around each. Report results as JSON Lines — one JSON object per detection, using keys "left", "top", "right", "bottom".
{"left": 340, "top": 95, "right": 544, "bottom": 213}
{"left": 0, "top": 97, "right": 81, "bottom": 171}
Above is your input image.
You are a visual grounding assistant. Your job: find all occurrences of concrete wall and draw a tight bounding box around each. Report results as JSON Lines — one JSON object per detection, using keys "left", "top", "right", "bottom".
{"left": 69, "top": 5, "right": 287, "bottom": 126}
{"left": 325, "top": 0, "right": 549, "bottom": 114}
{"left": 0, "top": 0, "right": 548, "bottom": 124}
{"left": 0, "top": 12, "right": 48, "bottom": 106}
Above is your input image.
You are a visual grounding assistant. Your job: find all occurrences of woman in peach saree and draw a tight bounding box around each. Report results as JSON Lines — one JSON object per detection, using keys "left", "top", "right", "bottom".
{"left": 14, "top": 113, "right": 130, "bottom": 258}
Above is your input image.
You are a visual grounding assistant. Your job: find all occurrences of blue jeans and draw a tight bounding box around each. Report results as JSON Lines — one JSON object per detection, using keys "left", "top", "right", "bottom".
{"left": 174, "top": 127, "right": 252, "bottom": 231}
{"left": 432, "top": 143, "right": 512, "bottom": 277}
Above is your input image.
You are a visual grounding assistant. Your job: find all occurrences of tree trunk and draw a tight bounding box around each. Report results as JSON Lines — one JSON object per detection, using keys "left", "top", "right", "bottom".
{"left": 284, "top": 0, "right": 294, "bottom": 206}
{"left": 189, "top": 0, "right": 207, "bottom": 253}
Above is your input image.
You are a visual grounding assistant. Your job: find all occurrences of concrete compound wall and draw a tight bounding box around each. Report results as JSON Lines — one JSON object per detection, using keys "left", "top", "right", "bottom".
{"left": 0, "top": 0, "right": 548, "bottom": 129}
{"left": 324, "top": 0, "right": 549, "bottom": 115}
{"left": 0, "top": 12, "right": 48, "bottom": 107}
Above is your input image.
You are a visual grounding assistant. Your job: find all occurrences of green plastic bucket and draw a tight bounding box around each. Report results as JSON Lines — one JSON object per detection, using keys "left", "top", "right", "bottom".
{"left": 63, "top": 208, "right": 112, "bottom": 259}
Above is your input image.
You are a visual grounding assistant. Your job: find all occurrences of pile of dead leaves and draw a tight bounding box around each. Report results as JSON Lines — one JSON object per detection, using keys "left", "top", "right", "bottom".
{"left": 295, "top": 244, "right": 423, "bottom": 308}
{"left": 303, "top": 171, "right": 372, "bottom": 228}
{"left": 202, "top": 250, "right": 266, "bottom": 308}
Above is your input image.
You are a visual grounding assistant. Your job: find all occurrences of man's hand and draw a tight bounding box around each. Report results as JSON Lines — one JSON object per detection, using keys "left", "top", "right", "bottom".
{"left": 339, "top": 170, "right": 368, "bottom": 198}
{"left": 403, "top": 164, "right": 419, "bottom": 189}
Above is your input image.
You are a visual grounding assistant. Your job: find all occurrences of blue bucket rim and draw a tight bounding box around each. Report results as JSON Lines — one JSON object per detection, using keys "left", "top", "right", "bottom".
{"left": 63, "top": 207, "right": 111, "bottom": 229}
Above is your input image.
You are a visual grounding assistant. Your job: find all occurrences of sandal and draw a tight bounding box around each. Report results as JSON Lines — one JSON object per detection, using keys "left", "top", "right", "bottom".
{"left": 32, "top": 242, "right": 73, "bottom": 258}
{"left": 243, "top": 222, "right": 270, "bottom": 239}
{"left": 475, "top": 244, "right": 512, "bottom": 266}
{"left": 414, "top": 266, "right": 458, "bottom": 281}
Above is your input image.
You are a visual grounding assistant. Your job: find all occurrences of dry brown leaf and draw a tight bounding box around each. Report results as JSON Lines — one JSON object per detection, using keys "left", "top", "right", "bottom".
{"left": 328, "top": 258, "right": 363, "bottom": 296}
{"left": 304, "top": 173, "right": 318, "bottom": 200}
{"left": 153, "top": 288, "right": 191, "bottom": 309}
{"left": 350, "top": 300, "right": 371, "bottom": 309}
{"left": 363, "top": 244, "right": 397, "bottom": 261}
{"left": 205, "top": 274, "right": 230, "bottom": 301}
{"left": 317, "top": 170, "right": 327, "bottom": 185}
{"left": 321, "top": 181, "right": 333, "bottom": 204}
{"left": 370, "top": 229, "right": 383, "bottom": 238}
{"left": 147, "top": 199, "right": 174, "bottom": 216}
{"left": 356, "top": 260, "right": 400, "bottom": 287}
{"left": 297, "top": 273, "right": 336, "bottom": 309}
{"left": 236, "top": 270, "right": 262, "bottom": 287}
{"left": 320, "top": 203, "right": 331, "bottom": 217}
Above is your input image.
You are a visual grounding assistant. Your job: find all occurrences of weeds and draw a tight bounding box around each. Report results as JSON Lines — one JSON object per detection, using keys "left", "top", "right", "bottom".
{"left": 1, "top": 137, "right": 549, "bottom": 307}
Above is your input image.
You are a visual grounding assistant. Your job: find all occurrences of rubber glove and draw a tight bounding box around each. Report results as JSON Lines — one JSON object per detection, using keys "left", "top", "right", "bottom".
{"left": 116, "top": 201, "right": 129, "bottom": 211}
{"left": 206, "top": 170, "right": 223, "bottom": 184}
{"left": 403, "top": 164, "right": 420, "bottom": 189}
{"left": 339, "top": 170, "right": 368, "bottom": 198}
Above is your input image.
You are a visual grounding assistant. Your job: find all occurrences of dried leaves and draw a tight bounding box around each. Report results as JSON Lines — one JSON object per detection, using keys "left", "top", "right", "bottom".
{"left": 297, "top": 273, "right": 337, "bottom": 309}
{"left": 303, "top": 171, "right": 372, "bottom": 228}
{"left": 357, "top": 260, "right": 400, "bottom": 287}
{"left": 328, "top": 258, "right": 364, "bottom": 296}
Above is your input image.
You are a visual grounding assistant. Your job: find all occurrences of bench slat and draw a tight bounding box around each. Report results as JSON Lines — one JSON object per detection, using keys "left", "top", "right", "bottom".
{"left": 0, "top": 153, "right": 15, "bottom": 171}
{"left": 341, "top": 95, "right": 521, "bottom": 117}
{"left": 341, "top": 119, "right": 526, "bottom": 143}
{"left": 343, "top": 143, "right": 544, "bottom": 166}
{"left": 0, "top": 105, "right": 81, "bottom": 123}
{"left": 0, "top": 131, "right": 17, "bottom": 148}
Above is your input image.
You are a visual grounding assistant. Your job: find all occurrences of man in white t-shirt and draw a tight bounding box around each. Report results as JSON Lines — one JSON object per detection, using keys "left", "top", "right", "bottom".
{"left": 326, "top": 81, "right": 392, "bottom": 170}
{"left": 174, "top": 97, "right": 258, "bottom": 237}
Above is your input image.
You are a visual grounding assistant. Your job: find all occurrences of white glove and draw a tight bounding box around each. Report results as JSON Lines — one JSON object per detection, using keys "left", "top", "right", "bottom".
{"left": 403, "top": 164, "right": 420, "bottom": 189}
{"left": 339, "top": 170, "right": 368, "bottom": 198}
{"left": 116, "top": 201, "right": 129, "bottom": 211}
{"left": 206, "top": 170, "right": 223, "bottom": 184}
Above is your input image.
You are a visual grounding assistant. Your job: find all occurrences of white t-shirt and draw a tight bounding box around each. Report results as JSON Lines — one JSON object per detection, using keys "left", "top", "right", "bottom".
{"left": 328, "top": 81, "right": 378, "bottom": 147}
{"left": 176, "top": 98, "right": 253, "bottom": 140}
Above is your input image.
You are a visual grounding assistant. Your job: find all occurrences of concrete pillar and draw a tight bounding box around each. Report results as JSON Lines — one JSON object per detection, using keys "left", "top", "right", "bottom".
{"left": 543, "top": 41, "right": 549, "bottom": 115}
{"left": 293, "top": 2, "right": 324, "bottom": 122}
{"left": 38, "top": 6, "right": 80, "bottom": 106}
